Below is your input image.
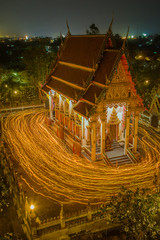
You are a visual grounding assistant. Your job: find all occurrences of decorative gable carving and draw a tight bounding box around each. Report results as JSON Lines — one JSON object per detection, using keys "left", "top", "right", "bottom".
{"left": 111, "top": 62, "right": 128, "bottom": 84}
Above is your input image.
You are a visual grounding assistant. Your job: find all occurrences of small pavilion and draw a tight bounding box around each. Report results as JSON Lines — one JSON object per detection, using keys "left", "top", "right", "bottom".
{"left": 42, "top": 23, "right": 143, "bottom": 161}
{"left": 149, "top": 88, "right": 160, "bottom": 128}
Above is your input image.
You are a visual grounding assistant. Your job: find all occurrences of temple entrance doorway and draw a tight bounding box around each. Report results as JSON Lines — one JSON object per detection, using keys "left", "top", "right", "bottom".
{"left": 110, "top": 124, "right": 117, "bottom": 140}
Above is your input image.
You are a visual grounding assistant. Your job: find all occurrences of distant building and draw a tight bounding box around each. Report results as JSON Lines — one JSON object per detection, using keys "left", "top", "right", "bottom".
{"left": 42, "top": 24, "right": 143, "bottom": 161}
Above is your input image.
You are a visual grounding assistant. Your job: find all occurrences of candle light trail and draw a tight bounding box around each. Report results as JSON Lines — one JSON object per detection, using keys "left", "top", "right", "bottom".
{"left": 2, "top": 110, "right": 160, "bottom": 205}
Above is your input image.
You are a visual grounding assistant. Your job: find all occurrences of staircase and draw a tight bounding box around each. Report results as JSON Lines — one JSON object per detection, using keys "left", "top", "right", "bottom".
{"left": 105, "top": 140, "right": 133, "bottom": 166}
{"left": 111, "top": 140, "right": 122, "bottom": 150}
{"left": 109, "top": 155, "right": 132, "bottom": 166}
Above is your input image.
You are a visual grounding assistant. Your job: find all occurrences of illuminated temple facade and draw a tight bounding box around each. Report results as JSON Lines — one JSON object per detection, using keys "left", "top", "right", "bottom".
{"left": 42, "top": 25, "right": 143, "bottom": 161}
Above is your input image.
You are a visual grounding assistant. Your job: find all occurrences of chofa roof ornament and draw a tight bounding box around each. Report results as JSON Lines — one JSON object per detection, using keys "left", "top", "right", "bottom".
{"left": 66, "top": 19, "right": 71, "bottom": 36}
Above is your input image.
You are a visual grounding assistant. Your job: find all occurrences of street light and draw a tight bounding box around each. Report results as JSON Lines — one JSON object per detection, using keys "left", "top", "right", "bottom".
{"left": 30, "top": 204, "right": 35, "bottom": 210}
{"left": 144, "top": 80, "right": 149, "bottom": 86}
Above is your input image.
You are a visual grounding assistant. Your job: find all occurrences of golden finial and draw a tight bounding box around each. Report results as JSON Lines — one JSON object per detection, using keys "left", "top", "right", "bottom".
{"left": 122, "top": 26, "right": 129, "bottom": 50}
{"left": 85, "top": 106, "right": 89, "bottom": 116}
{"left": 108, "top": 12, "right": 114, "bottom": 32}
{"left": 66, "top": 19, "right": 71, "bottom": 36}
{"left": 94, "top": 93, "right": 98, "bottom": 103}
{"left": 74, "top": 91, "right": 78, "bottom": 99}
{"left": 60, "top": 32, "right": 63, "bottom": 46}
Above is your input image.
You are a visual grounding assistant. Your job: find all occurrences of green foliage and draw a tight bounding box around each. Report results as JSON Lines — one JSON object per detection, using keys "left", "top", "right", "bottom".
{"left": 0, "top": 156, "right": 10, "bottom": 212}
{"left": 0, "top": 70, "right": 25, "bottom": 105}
{"left": 86, "top": 24, "right": 100, "bottom": 35}
{"left": 0, "top": 233, "right": 14, "bottom": 240}
{"left": 101, "top": 187, "right": 160, "bottom": 240}
{"left": 132, "top": 57, "right": 160, "bottom": 108}
{"left": 23, "top": 45, "right": 55, "bottom": 87}
{"left": 151, "top": 115, "right": 159, "bottom": 128}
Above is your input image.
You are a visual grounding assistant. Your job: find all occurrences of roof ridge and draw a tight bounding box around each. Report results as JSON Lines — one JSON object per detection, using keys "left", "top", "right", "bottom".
{"left": 68, "top": 34, "right": 106, "bottom": 37}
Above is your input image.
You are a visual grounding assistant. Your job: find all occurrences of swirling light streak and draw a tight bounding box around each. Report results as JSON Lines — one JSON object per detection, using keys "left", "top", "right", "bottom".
{"left": 2, "top": 110, "right": 160, "bottom": 205}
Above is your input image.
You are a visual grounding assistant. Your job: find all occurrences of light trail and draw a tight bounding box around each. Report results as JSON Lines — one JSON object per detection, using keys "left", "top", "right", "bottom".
{"left": 2, "top": 110, "right": 160, "bottom": 205}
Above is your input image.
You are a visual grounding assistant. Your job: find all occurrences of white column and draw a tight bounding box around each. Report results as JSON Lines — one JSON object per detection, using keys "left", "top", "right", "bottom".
{"left": 82, "top": 117, "right": 84, "bottom": 139}
{"left": 101, "top": 118, "right": 106, "bottom": 156}
{"left": 124, "top": 112, "right": 130, "bottom": 155}
{"left": 49, "top": 92, "right": 53, "bottom": 119}
{"left": 133, "top": 113, "right": 139, "bottom": 153}
{"left": 86, "top": 125, "right": 91, "bottom": 145}
{"left": 91, "top": 121, "right": 97, "bottom": 161}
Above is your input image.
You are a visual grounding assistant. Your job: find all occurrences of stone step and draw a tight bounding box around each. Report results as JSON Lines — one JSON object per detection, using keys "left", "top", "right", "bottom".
{"left": 110, "top": 159, "right": 131, "bottom": 165}
{"left": 109, "top": 155, "right": 128, "bottom": 160}
{"left": 110, "top": 157, "right": 130, "bottom": 162}
{"left": 112, "top": 161, "right": 131, "bottom": 166}
{"left": 109, "top": 155, "right": 132, "bottom": 166}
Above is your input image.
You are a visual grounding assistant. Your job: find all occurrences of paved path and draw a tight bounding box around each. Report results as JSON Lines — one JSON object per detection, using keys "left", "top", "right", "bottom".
{"left": 2, "top": 110, "right": 160, "bottom": 205}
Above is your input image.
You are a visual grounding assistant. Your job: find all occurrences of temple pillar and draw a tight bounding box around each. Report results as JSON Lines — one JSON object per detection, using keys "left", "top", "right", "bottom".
{"left": 55, "top": 109, "right": 59, "bottom": 121}
{"left": 59, "top": 95, "right": 62, "bottom": 112}
{"left": 76, "top": 125, "right": 79, "bottom": 137}
{"left": 100, "top": 118, "right": 106, "bottom": 157}
{"left": 133, "top": 113, "right": 139, "bottom": 153}
{"left": 70, "top": 118, "right": 73, "bottom": 132}
{"left": 73, "top": 121, "right": 75, "bottom": 135}
{"left": 79, "top": 125, "right": 82, "bottom": 139}
{"left": 124, "top": 111, "right": 130, "bottom": 155}
{"left": 82, "top": 117, "right": 84, "bottom": 139}
{"left": 91, "top": 121, "right": 97, "bottom": 161}
{"left": 55, "top": 97, "right": 59, "bottom": 121}
{"left": 63, "top": 99, "right": 66, "bottom": 114}
{"left": 86, "top": 125, "right": 91, "bottom": 145}
{"left": 116, "top": 124, "right": 119, "bottom": 141}
{"left": 49, "top": 93, "right": 53, "bottom": 119}
{"left": 60, "top": 204, "right": 65, "bottom": 229}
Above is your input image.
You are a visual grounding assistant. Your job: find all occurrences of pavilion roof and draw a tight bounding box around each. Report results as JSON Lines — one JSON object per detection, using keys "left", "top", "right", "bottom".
{"left": 42, "top": 84, "right": 50, "bottom": 93}
{"left": 73, "top": 101, "right": 94, "bottom": 118}
{"left": 60, "top": 35, "right": 106, "bottom": 68}
{"left": 51, "top": 62, "right": 92, "bottom": 88}
{"left": 82, "top": 84, "right": 104, "bottom": 105}
{"left": 46, "top": 77, "right": 82, "bottom": 101}
{"left": 93, "top": 50, "right": 119, "bottom": 85}
{"left": 42, "top": 26, "right": 143, "bottom": 118}
{"left": 42, "top": 34, "right": 109, "bottom": 99}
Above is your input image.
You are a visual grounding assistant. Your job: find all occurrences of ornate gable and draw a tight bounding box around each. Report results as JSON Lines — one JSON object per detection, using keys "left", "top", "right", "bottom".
{"left": 106, "top": 59, "right": 130, "bottom": 102}
{"left": 111, "top": 61, "right": 128, "bottom": 84}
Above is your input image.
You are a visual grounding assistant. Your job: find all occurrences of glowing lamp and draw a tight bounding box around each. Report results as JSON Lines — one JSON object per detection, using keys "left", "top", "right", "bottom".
{"left": 30, "top": 205, "right": 35, "bottom": 210}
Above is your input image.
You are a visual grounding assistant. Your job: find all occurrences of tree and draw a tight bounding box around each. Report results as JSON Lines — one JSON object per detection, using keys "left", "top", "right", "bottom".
{"left": 22, "top": 45, "right": 56, "bottom": 99}
{"left": 101, "top": 187, "right": 160, "bottom": 240}
{"left": 86, "top": 24, "right": 100, "bottom": 35}
{"left": 0, "top": 71, "right": 22, "bottom": 106}
{"left": 0, "top": 154, "right": 10, "bottom": 212}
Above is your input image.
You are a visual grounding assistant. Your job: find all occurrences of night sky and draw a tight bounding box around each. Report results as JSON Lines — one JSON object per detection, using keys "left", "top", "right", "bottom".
{"left": 0, "top": 0, "right": 159, "bottom": 37}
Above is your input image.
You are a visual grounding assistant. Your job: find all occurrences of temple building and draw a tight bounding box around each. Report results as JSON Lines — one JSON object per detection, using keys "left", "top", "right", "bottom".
{"left": 42, "top": 23, "right": 143, "bottom": 162}
{"left": 149, "top": 88, "right": 160, "bottom": 128}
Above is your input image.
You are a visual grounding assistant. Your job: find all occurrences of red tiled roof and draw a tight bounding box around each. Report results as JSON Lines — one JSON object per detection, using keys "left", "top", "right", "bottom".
{"left": 46, "top": 77, "right": 82, "bottom": 101}
{"left": 94, "top": 50, "right": 119, "bottom": 85}
{"left": 42, "top": 84, "right": 50, "bottom": 93}
{"left": 82, "top": 84, "right": 104, "bottom": 104}
{"left": 73, "top": 101, "right": 93, "bottom": 118}
{"left": 53, "top": 63, "right": 91, "bottom": 88}
{"left": 60, "top": 35, "right": 106, "bottom": 68}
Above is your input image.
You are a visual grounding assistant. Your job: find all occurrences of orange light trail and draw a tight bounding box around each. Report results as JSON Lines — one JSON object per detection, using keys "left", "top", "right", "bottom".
{"left": 2, "top": 110, "right": 160, "bottom": 204}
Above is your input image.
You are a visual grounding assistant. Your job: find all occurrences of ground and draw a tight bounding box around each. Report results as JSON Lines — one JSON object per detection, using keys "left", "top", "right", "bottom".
{"left": 1, "top": 109, "right": 160, "bottom": 223}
